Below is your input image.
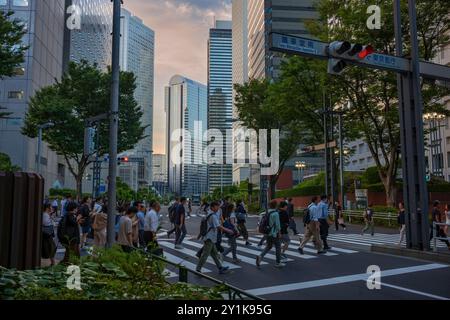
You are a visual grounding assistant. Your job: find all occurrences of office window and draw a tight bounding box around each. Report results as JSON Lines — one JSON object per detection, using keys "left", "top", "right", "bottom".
{"left": 8, "top": 91, "right": 24, "bottom": 99}
{"left": 13, "top": 0, "right": 29, "bottom": 6}
{"left": 446, "top": 137, "right": 450, "bottom": 145}
{"left": 0, "top": 0, "right": 7, "bottom": 6}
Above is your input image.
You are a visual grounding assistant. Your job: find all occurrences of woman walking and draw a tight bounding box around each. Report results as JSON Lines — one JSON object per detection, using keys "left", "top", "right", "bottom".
{"left": 92, "top": 205, "right": 108, "bottom": 248}
{"left": 42, "top": 203, "right": 56, "bottom": 266}
{"left": 397, "top": 202, "right": 406, "bottom": 246}
{"left": 222, "top": 203, "right": 241, "bottom": 263}
{"left": 236, "top": 200, "right": 251, "bottom": 246}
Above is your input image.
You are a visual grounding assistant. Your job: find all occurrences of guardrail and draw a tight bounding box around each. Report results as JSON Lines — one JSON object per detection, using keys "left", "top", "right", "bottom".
{"left": 432, "top": 222, "right": 450, "bottom": 253}
{"left": 145, "top": 250, "right": 263, "bottom": 301}
{"left": 339, "top": 210, "right": 397, "bottom": 226}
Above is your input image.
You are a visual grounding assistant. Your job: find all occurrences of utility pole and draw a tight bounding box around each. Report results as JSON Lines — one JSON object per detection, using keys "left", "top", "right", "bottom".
{"left": 394, "top": 0, "right": 429, "bottom": 250}
{"left": 338, "top": 113, "right": 345, "bottom": 210}
{"left": 107, "top": 0, "right": 121, "bottom": 248}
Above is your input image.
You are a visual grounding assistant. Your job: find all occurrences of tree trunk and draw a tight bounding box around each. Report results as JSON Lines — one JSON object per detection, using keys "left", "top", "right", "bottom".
{"left": 381, "top": 175, "right": 397, "bottom": 207}
{"left": 76, "top": 174, "right": 83, "bottom": 201}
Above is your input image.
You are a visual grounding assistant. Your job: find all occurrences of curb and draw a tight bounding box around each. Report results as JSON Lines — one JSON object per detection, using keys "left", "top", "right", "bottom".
{"left": 371, "top": 244, "right": 450, "bottom": 264}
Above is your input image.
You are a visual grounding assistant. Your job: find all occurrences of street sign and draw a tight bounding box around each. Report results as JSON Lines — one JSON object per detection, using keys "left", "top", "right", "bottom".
{"left": 99, "top": 185, "right": 106, "bottom": 194}
{"left": 300, "top": 141, "right": 337, "bottom": 153}
{"left": 270, "top": 32, "right": 450, "bottom": 79}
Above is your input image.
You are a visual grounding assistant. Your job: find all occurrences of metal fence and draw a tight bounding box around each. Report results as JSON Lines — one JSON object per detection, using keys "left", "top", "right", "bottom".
{"left": 146, "top": 251, "right": 263, "bottom": 301}
{"left": 432, "top": 222, "right": 450, "bottom": 252}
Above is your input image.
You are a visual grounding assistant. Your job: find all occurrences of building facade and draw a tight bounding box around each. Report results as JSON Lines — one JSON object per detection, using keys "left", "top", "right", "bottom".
{"left": 68, "top": 0, "right": 113, "bottom": 71}
{"left": 248, "top": 0, "right": 319, "bottom": 80}
{"left": 165, "top": 75, "right": 208, "bottom": 197}
{"left": 120, "top": 8, "right": 155, "bottom": 188}
{"left": 152, "top": 153, "right": 167, "bottom": 196}
{"left": 208, "top": 20, "right": 233, "bottom": 193}
{"left": 0, "top": 0, "right": 74, "bottom": 194}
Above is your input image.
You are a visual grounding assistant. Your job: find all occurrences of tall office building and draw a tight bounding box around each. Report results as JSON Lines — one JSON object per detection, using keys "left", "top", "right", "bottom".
{"left": 0, "top": 0, "right": 73, "bottom": 194}
{"left": 68, "top": 0, "right": 113, "bottom": 71}
{"left": 232, "top": 0, "right": 251, "bottom": 184}
{"left": 248, "top": 0, "right": 319, "bottom": 80}
{"left": 120, "top": 9, "right": 155, "bottom": 188}
{"left": 152, "top": 154, "right": 168, "bottom": 196}
{"left": 208, "top": 20, "right": 233, "bottom": 193}
{"left": 165, "top": 75, "right": 208, "bottom": 197}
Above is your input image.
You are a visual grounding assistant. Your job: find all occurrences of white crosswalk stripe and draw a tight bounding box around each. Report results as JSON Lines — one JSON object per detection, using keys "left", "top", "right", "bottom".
{"left": 159, "top": 241, "right": 240, "bottom": 270}
{"left": 181, "top": 239, "right": 269, "bottom": 266}
{"left": 161, "top": 250, "right": 212, "bottom": 273}
{"left": 246, "top": 236, "right": 338, "bottom": 257}
{"left": 290, "top": 232, "right": 449, "bottom": 248}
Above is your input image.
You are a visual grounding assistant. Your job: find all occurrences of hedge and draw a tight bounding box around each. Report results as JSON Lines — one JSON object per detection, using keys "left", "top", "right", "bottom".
{"left": 276, "top": 185, "right": 324, "bottom": 198}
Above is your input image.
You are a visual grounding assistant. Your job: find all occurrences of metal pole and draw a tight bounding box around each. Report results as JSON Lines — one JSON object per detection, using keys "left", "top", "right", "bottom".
{"left": 433, "top": 222, "right": 437, "bottom": 252}
{"left": 330, "top": 108, "right": 336, "bottom": 202}
{"left": 37, "top": 127, "right": 42, "bottom": 175}
{"left": 106, "top": 0, "right": 121, "bottom": 248}
{"left": 339, "top": 113, "right": 345, "bottom": 210}
{"left": 323, "top": 96, "right": 329, "bottom": 195}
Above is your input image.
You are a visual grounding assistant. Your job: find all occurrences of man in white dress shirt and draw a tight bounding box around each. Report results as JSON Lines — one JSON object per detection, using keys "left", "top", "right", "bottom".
{"left": 144, "top": 201, "right": 160, "bottom": 247}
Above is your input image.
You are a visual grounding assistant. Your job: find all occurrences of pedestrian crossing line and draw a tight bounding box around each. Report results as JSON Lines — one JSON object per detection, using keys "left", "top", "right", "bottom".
{"left": 324, "top": 233, "right": 448, "bottom": 248}
{"left": 181, "top": 239, "right": 269, "bottom": 266}
{"left": 231, "top": 239, "right": 299, "bottom": 261}
{"left": 251, "top": 235, "right": 358, "bottom": 254}
{"left": 161, "top": 250, "right": 212, "bottom": 273}
{"left": 246, "top": 236, "right": 338, "bottom": 257}
{"left": 158, "top": 241, "right": 240, "bottom": 270}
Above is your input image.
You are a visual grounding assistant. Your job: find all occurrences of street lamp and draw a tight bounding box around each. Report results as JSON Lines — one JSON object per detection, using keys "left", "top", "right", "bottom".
{"left": 423, "top": 112, "right": 446, "bottom": 177}
{"left": 295, "top": 161, "right": 306, "bottom": 184}
{"left": 36, "top": 122, "right": 54, "bottom": 175}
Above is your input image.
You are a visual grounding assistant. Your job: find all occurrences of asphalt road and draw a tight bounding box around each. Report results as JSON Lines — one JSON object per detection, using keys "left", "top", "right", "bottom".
{"left": 157, "top": 206, "right": 450, "bottom": 300}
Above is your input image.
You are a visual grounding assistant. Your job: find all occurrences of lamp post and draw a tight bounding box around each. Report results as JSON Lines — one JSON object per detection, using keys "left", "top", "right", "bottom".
{"left": 36, "top": 123, "right": 54, "bottom": 175}
{"left": 295, "top": 161, "right": 306, "bottom": 184}
{"left": 423, "top": 112, "right": 446, "bottom": 177}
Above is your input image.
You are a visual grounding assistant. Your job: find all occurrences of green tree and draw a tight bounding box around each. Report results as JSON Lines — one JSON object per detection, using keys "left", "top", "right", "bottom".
{"left": 0, "top": 10, "right": 28, "bottom": 119}
{"left": 22, "top": 61, "right": 146, "bottom": 198}
{"left": 0, "top": 153, "right": 21, "bottom": 172}
{"left": 306, "top": 0, "right": 450, "bottom": 206}
{"left": 234, "top": 75, "right": 324, "bottom": 196}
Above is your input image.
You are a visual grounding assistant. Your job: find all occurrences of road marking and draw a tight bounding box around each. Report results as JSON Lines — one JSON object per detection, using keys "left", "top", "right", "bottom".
{"left": 231, "top": 240, "right": 297, "bottom": 261}
{"left": 159, "top": 241, "right": 240, "bottom": 270}
{"left": 252, "top": 234, "right": 358, "bottom": 254}
{"left": 245, "top": 236, "right": 337, "bottom": 257}
{"left": 163, "top": 269, "right": 178, "bottom": 279}
{"left": 370, "top": 281, "right": 449, "bottom": 300}
{"left": 161, "top": 251, "right": 211, "bottom": 273}
{"left": 246, "top": 263, "right": 449, "bottom": 297}
{"left": 182, "top": 239, "right": 269, "bottom": 265}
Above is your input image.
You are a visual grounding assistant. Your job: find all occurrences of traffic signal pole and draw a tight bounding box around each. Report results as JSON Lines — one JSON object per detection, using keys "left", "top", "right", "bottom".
{"left": 106, "top": 0, "right": 121, "bottom": 248}
{"left": 269, "top": 0, "right": 450, "bottom": 250}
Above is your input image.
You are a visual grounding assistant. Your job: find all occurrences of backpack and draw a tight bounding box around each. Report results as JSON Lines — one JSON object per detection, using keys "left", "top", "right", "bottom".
{"left": 198, "top": 213, "right": 214, "bottom": 239}
{"left": 168, "top": 204, "right": 177, "bottom": 223}
{"left": 303, "top": 207, "right": 311, "bottom": 226}
{"left": 258, "top": 211, "right": 275, "bottom": 235}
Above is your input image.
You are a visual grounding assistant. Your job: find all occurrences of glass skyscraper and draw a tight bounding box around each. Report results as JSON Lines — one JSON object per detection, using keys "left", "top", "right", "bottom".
{"left": 208, "top": 20, "right": 233, "bottom": 193}
{"left": 165, "top": 75, "right": 208, "bottom": 197}
{"left": 120, "top": 9, "right": 155, "bottom": 188}
{"left": 68, "top": 0, "right": 113, "bottom": 71}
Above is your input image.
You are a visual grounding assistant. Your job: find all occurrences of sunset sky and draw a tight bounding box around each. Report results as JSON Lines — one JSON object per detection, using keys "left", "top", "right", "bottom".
{"left": 123, "top": 0, "right": 232, "bottom": 155}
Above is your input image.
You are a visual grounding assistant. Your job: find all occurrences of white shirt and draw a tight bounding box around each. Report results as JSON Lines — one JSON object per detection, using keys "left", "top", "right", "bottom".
{"left": 94, "top": 202, "right": 102, "bottom": 213}
{"left": 52, "top": 200, "right": 58, "bottom": 207}
{"left": 42, "top": 212, "right": 53, "bottom": 226}
{"left": 144, "top": 209, "right": 159, "bottom": 232}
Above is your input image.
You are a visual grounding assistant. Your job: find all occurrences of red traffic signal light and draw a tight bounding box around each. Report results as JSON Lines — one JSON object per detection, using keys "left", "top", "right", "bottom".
{"left": 358, "top": 45, "right": 374, "bottom": 59}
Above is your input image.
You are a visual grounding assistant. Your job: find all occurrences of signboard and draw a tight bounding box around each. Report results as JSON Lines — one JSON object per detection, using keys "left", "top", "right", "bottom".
{"left": 355, "top": 189, "right": 368, "bottom": 209}
{"left": 270, "top": 33, "right": 327, "bottom": 59}
{"left": 99, "top": 185, "right": 106, "bottom": 194}
{"left": 299, "top": 141, "right": 337, "bottom": 154}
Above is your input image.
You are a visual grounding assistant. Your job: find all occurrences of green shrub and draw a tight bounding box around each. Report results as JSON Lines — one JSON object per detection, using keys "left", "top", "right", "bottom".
{"left": 0, "top": 246, "right": 224, "bottom": 300}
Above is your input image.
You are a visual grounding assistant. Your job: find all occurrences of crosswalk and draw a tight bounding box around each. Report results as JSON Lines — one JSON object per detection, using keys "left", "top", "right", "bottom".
{"left": 157, "top": 234, "right": 358, "bottom": 278}
{"left": 298, "top": 232, "right": 449, "bottom": 248}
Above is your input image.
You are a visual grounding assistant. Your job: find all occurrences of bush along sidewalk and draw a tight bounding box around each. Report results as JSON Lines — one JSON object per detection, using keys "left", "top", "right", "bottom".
{"left": 0, "top": 246, "right": 225, "bottom": 300}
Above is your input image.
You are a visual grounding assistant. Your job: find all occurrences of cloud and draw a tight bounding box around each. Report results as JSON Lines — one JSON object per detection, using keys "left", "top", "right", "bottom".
{"left": 123, "top": 0, "right": 231, "bottom": 154}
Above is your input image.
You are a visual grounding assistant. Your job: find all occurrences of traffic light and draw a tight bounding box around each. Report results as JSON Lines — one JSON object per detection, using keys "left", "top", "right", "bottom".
{"left": 327, "top": 41, "right": 374, "bottom": 75}
{"left": 118, "top": 156, "right": 129, "bottom": 165}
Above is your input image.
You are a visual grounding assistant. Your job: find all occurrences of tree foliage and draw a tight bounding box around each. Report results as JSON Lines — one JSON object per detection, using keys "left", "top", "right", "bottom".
{"left": 0, "top": 152, "right": 20, "bottom": 172}
{"left": 305, "top": 0, "right": 450, "bottom": 206}
{"left": 22, "top": 61, "right": 146, "bottom": 198}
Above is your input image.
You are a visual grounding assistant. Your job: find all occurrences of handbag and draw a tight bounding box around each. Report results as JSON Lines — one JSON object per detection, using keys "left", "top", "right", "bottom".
{"left": 43, "top": 225, "right": 55, "bottom": 238}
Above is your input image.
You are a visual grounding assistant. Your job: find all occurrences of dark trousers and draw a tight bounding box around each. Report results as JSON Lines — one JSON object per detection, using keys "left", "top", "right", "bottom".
{"left": 175, "top": 224, "right": 187, "bottom": 245}
{"left": 289, "top": 218, "right": 298, "bottom": 235}
{"left": 138, "top": 229, "right": 145, "bottom": 248}
{"left": 237, "top": 222, "right": 248, "bottom": 241}
{"left": 260, "top": 236, "right": 282, "bottom": 264}
{"left": 167, "top": 225, "right": 176, "bottom": 236}
{"left": 62, "top": 242, "right": 80, "bottom": 264}
{"left": 144, "top": 231, "right": 158, "bottom": 247}
{"left": 319, "top": 219, "right": 330, "bottom": 248}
